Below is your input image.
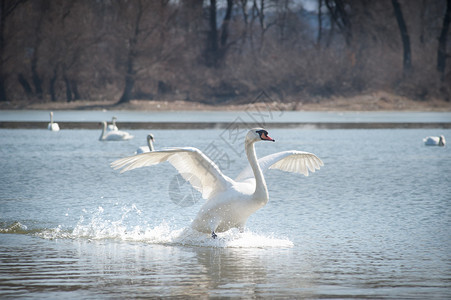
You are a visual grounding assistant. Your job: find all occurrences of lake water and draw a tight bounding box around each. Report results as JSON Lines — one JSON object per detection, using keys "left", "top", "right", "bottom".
{"left": 0, "top": 117, "right": 450, "bottom": 298}
{"left": 1, "top": 109, "right": 451, "bottom": 123}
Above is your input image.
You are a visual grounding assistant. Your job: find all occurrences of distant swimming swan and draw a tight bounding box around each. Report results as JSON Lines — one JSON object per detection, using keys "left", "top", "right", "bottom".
{"left": 47, "top": 112, "right": 60, "bottom": 131}
{"left": 107, "top": 116, "right": 118, "bottom": 132}
{"left": 112, "top": 128, "right": 323, "bottom": 239}
{"left": 423, "top": 135, "right": 446, "bottom": 146}
{"left": 136, "top": 134, "right": 155, "bottom": 154}
{"left": 99, "top": 121, "right": 133, "bottom": 141}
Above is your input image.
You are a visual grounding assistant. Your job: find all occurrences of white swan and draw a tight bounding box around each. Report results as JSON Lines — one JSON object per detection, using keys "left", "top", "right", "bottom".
{"left": 99, "top": 121, "right": 133, "bottom": 141}
{"left": 111, "top": 128, "right": 323, "bottom": 238}
{"left": 47, "top": 112, "right": 60, "bottom": 131}
{"left": 423, "top": 135, "right": 446, "bottom": 146}
{"left": 136, "top": 134, "right": 155, "bottom": 154}
{"left": 107, "top": 116, "right": 118, "bottom": 132}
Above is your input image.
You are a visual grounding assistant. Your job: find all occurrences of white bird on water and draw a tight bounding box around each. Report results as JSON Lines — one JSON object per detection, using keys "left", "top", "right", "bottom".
{"left": 47, "top": 112, "right": 60, "bottom": 131}
{"left": 99, "top": 121, "right": 133, "bottom": 141}
{"left": 423, "top": 135, "right": 446, "bottom": 146}
{"left": 107, "top": 116, "right": 119, "bottom": 132}
{"left": 136, "top": 134, "right": 155, "bottom": 154}
{"left": 111, "top": 128, "right": 323, "bottom": 239}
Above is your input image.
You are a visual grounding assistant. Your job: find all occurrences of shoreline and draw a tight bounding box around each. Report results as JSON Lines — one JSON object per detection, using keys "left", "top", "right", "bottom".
{"left": 2, "top": 121, "right": 450, "bottom": 129}
{"left": 1, "top": 92, "right": 451, "bottom": 112}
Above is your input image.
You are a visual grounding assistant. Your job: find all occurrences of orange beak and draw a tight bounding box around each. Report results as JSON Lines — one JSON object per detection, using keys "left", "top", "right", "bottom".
{"left": 261, "top": 132, "right": 275, "bottom": 142}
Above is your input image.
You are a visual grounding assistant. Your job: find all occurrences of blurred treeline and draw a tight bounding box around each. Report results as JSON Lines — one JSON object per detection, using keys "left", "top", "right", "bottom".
{"left": 0, "top": 0, "right": 450, "bottom": 105}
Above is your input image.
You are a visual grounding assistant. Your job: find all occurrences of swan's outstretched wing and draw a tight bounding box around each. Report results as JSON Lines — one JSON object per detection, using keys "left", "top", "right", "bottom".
{"left": 111, "top": 147, "right": 231, "bottom": 200}
{"left": 235, "top": 150, "right": 323, "bottom": 182}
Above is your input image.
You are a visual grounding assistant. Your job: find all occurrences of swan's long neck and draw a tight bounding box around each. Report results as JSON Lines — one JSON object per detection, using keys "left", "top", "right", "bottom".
{"left": 147, "top": 136, "right": 154, "bottom": 151}
{"left": 100, "top": 122, "right": 106, "bottom": 140}
{"left": 245, "top": 141, "right": 269, "bottom": 204}
{"left": 50, "top": 112, "right": 53, "bottom": 124}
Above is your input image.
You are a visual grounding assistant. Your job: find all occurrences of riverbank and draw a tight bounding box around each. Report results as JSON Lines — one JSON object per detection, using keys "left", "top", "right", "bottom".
{"left": 2, "top": 121, "right": 450, "bottom": 129}
{"left": 1, "top": 92, "right": 450, "bottom": 112}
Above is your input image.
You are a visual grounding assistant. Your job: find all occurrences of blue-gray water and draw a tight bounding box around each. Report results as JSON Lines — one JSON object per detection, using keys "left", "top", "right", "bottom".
{"left": 1, "top": 109, "right": 451, "bottom": 123}
{"left": 0, "top": 121, "right": 450, "bottom": 298}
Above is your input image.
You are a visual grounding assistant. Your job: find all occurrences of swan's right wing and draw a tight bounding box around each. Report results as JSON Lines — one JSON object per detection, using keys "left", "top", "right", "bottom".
{"left": 111, "top": 147, "right": 232, "bottom": 200}
{"left": 235, "top": 150, "right": 323, "bottom": 182}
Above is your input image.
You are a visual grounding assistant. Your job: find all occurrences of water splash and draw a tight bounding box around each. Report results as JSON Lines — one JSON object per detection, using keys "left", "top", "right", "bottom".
{"left": 0, "top": 221, "right": 29, "bottom": 234}
{"left": 30, "top": 205, "right": 293, "bottom": 248}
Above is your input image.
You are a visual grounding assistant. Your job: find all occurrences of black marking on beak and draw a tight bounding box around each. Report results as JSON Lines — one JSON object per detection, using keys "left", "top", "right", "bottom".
{"left": 257, "top": 130, "right": 275, "bottom": 142}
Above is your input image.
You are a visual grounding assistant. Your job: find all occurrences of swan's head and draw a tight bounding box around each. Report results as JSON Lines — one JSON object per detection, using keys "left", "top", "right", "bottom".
{"left": 246, "top": 128, "right": 275, "bottom": 143}
{"left": 147, "top": 134, "right": 155, "bottom": 144}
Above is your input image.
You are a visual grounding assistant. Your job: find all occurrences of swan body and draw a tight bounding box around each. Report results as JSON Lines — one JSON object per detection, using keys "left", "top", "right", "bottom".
{"left": 111, "top": 128, "right": 323, "bottom": 238}
{"left": 107, "top": 116, "right": 118, "bottom": 132}
{"left": 99, "top": 121, "right": 133, "bottom": 141}
{"left": 423, "top": 135, "right": 446, "bottom": 146}
{"left": 47, "top": 112, "right": 60, "bottom": 131}
{"left": 136, "top": 134, "right": 155, "bottom": 154}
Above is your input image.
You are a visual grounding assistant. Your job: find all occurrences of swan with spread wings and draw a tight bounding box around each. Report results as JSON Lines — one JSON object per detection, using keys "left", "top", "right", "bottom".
{"left": 111, "top": 128, "right": 323, "bottom": 238}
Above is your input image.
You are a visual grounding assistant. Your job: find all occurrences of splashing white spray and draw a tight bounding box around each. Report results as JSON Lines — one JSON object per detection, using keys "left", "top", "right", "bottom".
{"left": 39, "top": 205, "right": 293, "bottom": 248}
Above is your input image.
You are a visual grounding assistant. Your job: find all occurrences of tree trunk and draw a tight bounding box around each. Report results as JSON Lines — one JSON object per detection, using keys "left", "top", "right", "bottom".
{"left": 0, "top": 1, "right": 5, "bottom": 101}
{"left": 220, "top": 0, "right": 233, "bottom": 48}
{"left": 116, "top": 2, "right": 142, "bottom": 104}
{"left": 71, "top": 80, "right": 80, "bottom": 100}
{"left": 204, "top": 0, "right": 233, "bottom": 67}
{"left": 205, "top": 0, "right": 218, "bottom": 67}
{"left": 118, "top": 75, "right": 135, "bottom": 104}
{"left": 325, "top": 0, "right": 351, "bottom": 46}
{"left": 31, "top": 52, "right": 43, "bottom": 100}
{"left": 3, "top": 1, "right": 38, "bottom": 101}
{"left": 317, "top": 0, "right": 323, "bottom": 48}
{"left": 118, "top": 53, "right": 136, "bottom": 104}
{"left": 18, "top": 73, "right": 33, "bottom": 97}
{"left": 63, "top": 73, "right": 72, "bottom": 102}
{"left": 437, "top": 0, "right": 451, "bottom": 80}
{"left": 392, "top": 0, "right": 411, "bottom": 73}
{"left": 0, "top": 0, "right": 24, "bottom": 101}
{"left": 49, "top": 66, "right": 58, "bottom": 102}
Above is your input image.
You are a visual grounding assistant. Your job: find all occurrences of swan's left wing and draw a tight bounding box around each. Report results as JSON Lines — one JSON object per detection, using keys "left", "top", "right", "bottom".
{"left": 235, "top": 150, "right": 323, "bottom": 182}
{"left": 111, "top": 147, "right": 232, "bottom": 200}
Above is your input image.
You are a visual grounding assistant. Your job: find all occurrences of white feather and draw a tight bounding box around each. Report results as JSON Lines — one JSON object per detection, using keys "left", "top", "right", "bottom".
{"left": 235, "top": 150, "right": 323, "bottom": 181}
{"left": 47, "top": 112, "right": 60, "bottom": 131}
{"left": 99, "top": 121, "right": 133, "bottom": 141}
{"left": 423, "top": 135, "right": 446, "bottom": 146}
{"left": 112, "top": 147, "right": 232, "bottom": 200}
{"left": 111, "top": 129, "right": 323, "bottom": 237}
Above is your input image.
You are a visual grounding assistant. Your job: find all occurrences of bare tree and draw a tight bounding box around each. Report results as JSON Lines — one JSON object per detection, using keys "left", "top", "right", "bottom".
{"left": 204, "top": 0, "right": 234, "bottom": 67}
{"left": 0, "top": 0, "right": 449, "bottom": 105}
{"left": 0, "top": 0, "right": 26, "bottom": 101}
{"left": 325, "top": 0, "right": 351, "bottom": 45}
{"left": 437, "top": 0, "right": 451, "bottom": 81}
{"left": 116, "top": 1, "right": 145, "bottom": 104}
{"left": 317, "top": 0, "right": 323, "bottom": 48}
{"left": 116, "top": 0, "right": 181, "bottom": 104}
{"left": 392, "top": 0, "right": 411, "bottom": 73}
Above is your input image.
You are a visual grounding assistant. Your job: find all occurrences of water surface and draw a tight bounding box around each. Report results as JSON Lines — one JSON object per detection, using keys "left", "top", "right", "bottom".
{"left": 1, "top": 110, "right": 450, "bottom": 123}
{"left": 0, "top": 126, "right": 450, "bottom": 298}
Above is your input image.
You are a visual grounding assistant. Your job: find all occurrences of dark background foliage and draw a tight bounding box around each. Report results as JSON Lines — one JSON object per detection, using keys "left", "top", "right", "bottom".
{"left": 0, "top": 0, "right": 450, "bottom": 105}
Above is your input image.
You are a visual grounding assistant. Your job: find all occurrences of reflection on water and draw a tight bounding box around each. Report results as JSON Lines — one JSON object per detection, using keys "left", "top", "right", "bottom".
{"left": 0, "top": 127, "right": 450, "bottom": 298}
{"left": 0, "top": 234, "right": 311, "bottom": 298}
